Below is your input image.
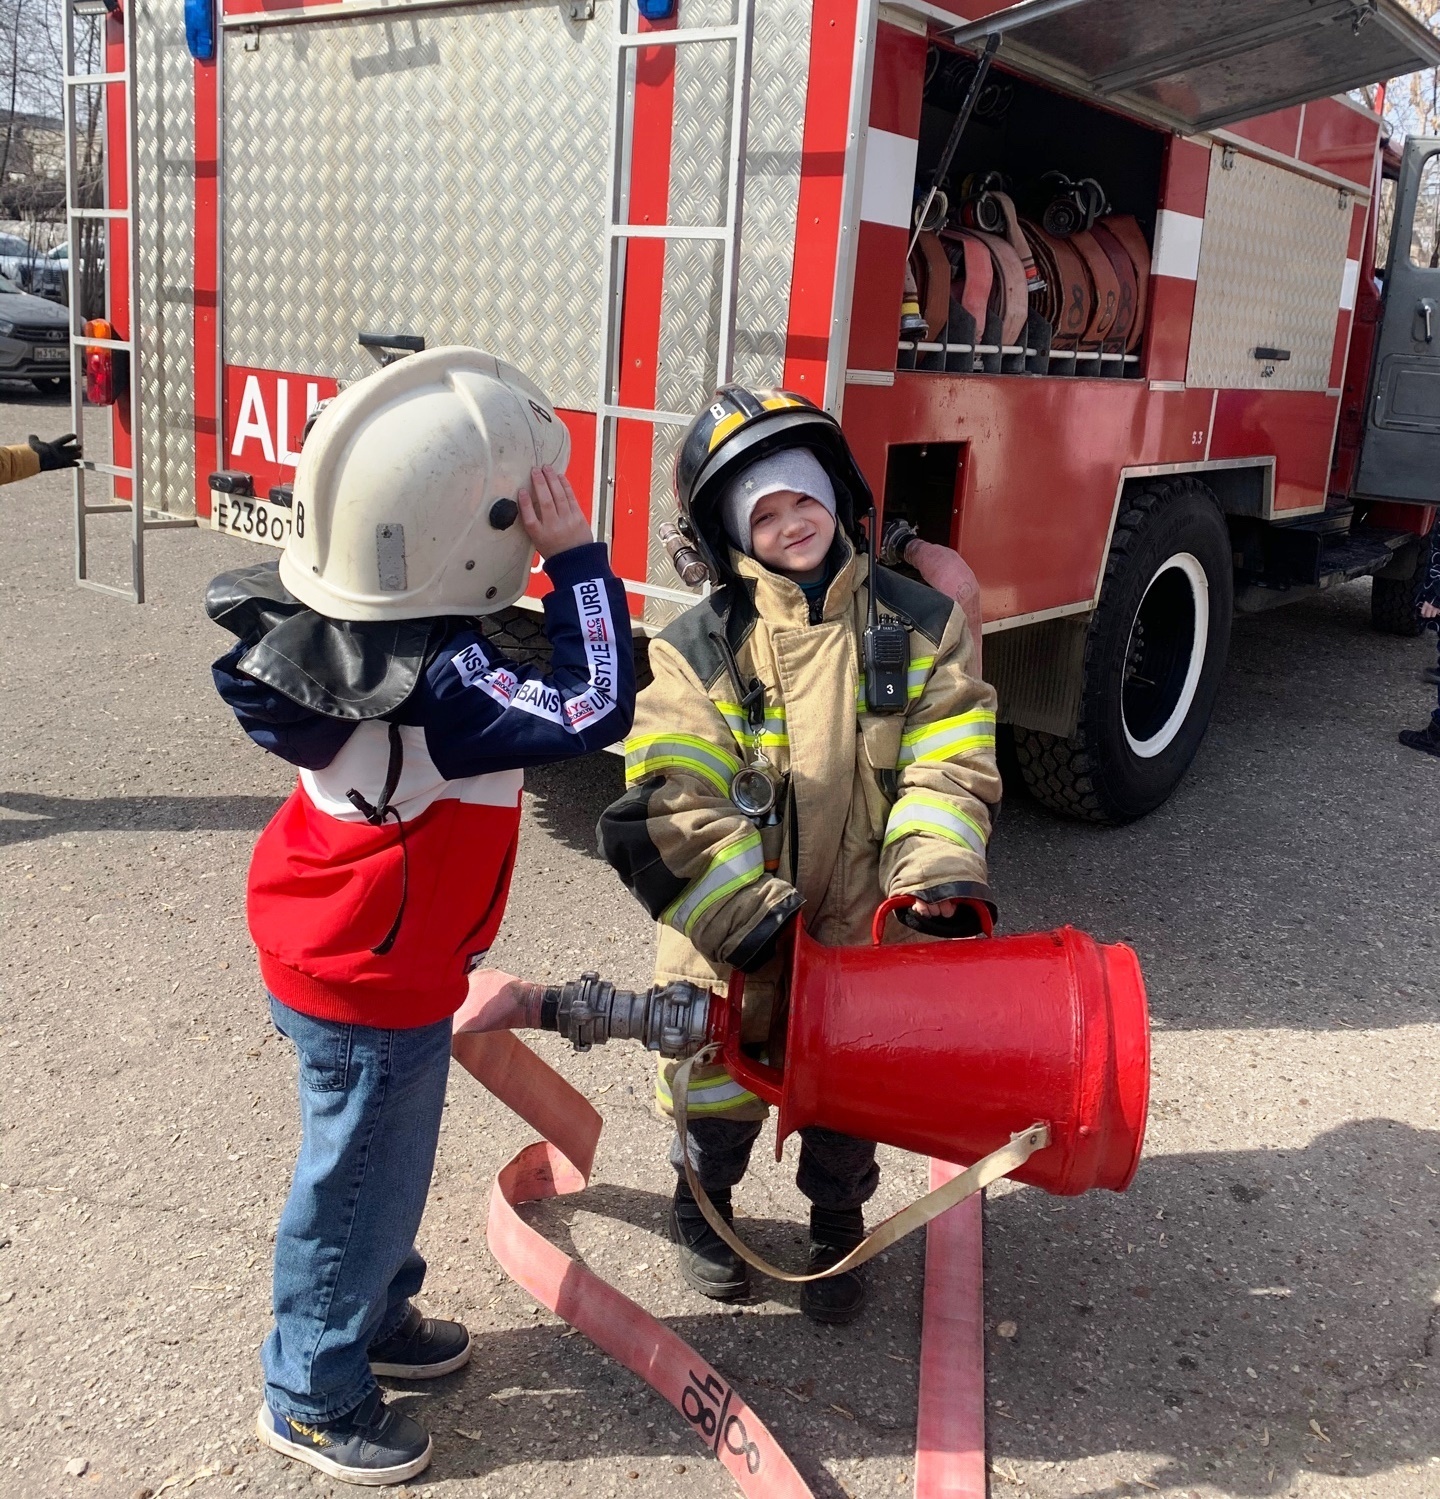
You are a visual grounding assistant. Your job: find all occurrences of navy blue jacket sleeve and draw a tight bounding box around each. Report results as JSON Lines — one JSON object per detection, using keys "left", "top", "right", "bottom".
{"left": 414, "top": 542, "right": 635, "bottom": 777}
{"left": 211, "top": 644, "right": 358, "bottom": 770}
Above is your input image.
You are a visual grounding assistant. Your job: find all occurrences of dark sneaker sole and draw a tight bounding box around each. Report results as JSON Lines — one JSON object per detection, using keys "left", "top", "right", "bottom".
{"left": 370, "top": 1333, "right": 473, "bottom": 1380}
{"left": 1398, "top": 732, "right": 1440, "bottom": 758}
{"left": 255, "top": 1405, "right": 433, "bottom": 1486}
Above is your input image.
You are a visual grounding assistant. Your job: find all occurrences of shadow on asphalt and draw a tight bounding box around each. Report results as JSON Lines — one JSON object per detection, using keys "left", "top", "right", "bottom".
{"left": 0, "top": 790, "right": 280, "bottom": 845}
{"left": 985, "top": 1118, "right": 1440, "bottom": 1495}
{"left": 370, "top": 1121, "right": 1438, "bottom": 1497}
{"left": 524, "top": 752, "right": 626, "bottom": 857}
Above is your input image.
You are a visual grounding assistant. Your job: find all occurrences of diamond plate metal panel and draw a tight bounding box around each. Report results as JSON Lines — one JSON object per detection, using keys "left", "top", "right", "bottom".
{"left": 222, "top": 1, "right": 611, "bottom": 409}
{"left": 731, "top": 0, "right": 809, "bottom": 391}
{"left": 133, "top": 0, "right": 196, "bottom": 516}
{"left": 644, "top": 0, "right": 812, "bottom": 606}
{"left": 1186, "top": 144, "right": 1351, "bottom": 392}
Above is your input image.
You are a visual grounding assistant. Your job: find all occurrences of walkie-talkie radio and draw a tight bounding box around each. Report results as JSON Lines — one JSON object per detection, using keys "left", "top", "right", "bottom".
{"left": 863, "top": 508, "right": 908, "bottom": 714}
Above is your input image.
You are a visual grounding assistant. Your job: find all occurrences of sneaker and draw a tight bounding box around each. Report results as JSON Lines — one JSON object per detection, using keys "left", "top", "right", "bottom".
{"left": 669, "top": 1178, "right": 749, "bottom": 1301}
{"left": 368, "top": 1307, "right": 471, "bottom": 1379}
{"left": 1422, "top": 667, "right": 1440, "bottom": 685}
{"left": 1399, "top": 723, "right": 1440, "bottom": 758}
{"left": 256, "top": 1387, "right": 432, "bottom": 1486}
{"left": 799, "top": 1207, "right": 867, "bottom": 1325}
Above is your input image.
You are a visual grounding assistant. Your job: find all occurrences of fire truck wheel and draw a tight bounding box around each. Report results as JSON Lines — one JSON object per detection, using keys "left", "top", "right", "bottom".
{"left": 1015, "top": 478, "right": 1233, "bottom": 825}
{"left": 482, "top": 604, "right": 653, "bottom": 689}
{"left": 481, "top": 605, "right": 552, "bottom": 667}
{"left": 1370, "top": 533, "right": 1434, "bottom": 638}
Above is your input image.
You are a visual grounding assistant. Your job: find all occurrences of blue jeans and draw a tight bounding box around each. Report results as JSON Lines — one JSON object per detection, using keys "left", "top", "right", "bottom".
{"left": 263, "top": 997, "right": 453, "bottom": 1423}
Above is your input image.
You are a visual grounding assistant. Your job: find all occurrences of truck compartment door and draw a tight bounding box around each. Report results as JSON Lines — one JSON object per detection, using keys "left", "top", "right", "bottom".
{"left": 1356, "top": 136, "right": 1440, "bottom": 503}
{"left": 935, "top": 0, "right": 1440, "bottom": 134}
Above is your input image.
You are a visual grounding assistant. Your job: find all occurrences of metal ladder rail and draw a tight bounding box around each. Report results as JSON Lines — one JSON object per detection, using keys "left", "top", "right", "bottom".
{"left": 61, "top": 0, "right": 190, "bottom": 604}
{"left": 592, "top": 0, "right": 756, "bottom": 603}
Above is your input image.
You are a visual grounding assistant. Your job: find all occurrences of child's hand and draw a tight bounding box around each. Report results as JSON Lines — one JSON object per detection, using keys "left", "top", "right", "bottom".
{"left": 518, "top": 465, "right": 593, "bottom": 559}
{"left": 1422, "top": 601, "right": 1440, "bottom": 620}
{"left": 912, "top": 897, "right": 959, "bottom": 919}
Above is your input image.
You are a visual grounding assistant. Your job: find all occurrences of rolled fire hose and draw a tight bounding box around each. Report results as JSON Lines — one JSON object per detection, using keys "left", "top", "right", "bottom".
{"left": 451, "top": 971, "right": 1043, "bottom": 1497}
{"left": 944, "top": 230, "right": 993, "bottom": 335}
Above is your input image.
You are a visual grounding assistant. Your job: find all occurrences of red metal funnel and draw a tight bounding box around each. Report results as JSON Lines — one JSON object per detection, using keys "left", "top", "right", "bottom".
{"left": 718, "top": 913, "right": 1149, "bottom": 1197}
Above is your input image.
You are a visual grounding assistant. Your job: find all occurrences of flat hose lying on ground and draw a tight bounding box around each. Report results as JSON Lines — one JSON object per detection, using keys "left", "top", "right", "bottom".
{"left": 450, "top": 970, "right": 992, "bottom": 1497}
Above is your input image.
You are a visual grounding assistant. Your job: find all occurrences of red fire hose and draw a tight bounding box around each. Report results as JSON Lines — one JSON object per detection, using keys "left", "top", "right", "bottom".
{"left": 453, "top": 1026, "right": 989, "bottom": 1498}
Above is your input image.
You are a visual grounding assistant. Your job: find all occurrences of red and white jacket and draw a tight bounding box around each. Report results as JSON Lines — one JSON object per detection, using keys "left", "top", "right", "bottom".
{"left": 211, "top": 543, "right": 634, "bottom": 1028}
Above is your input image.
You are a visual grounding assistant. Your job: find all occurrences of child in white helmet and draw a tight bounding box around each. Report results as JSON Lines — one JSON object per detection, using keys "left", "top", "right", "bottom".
{"left": 207, "top": 349, "right": 634, "bottom": 1486}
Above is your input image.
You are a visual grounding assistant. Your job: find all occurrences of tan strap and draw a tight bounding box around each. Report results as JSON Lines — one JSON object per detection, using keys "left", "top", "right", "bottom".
{"left": 673, "top": 1044, "right": 1051, "bottom": 1284}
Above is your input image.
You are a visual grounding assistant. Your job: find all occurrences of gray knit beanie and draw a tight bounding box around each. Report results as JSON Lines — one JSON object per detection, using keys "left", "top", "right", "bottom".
{"left": 720, "top": 447, "right": 837, "bottom": 554}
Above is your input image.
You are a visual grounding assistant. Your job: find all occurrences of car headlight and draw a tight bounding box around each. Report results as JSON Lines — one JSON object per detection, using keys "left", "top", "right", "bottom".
{"left": 0, "top": 321, "right": 15, "bottom": 337}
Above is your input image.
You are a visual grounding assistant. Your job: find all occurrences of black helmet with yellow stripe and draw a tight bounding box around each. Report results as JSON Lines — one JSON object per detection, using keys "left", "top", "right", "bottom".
{"left": 674, "top": 385, "right": 873, "bottom": 583}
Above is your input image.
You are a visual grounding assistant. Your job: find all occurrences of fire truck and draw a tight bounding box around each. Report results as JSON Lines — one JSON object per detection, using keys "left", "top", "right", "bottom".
{"left": 61, "top": 0, "right": 1440, "bottom": 822}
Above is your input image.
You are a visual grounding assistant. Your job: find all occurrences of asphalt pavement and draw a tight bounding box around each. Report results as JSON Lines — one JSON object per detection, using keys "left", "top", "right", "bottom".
{"left": 0, "top": 390, "right": 1436, "bottom": 1499}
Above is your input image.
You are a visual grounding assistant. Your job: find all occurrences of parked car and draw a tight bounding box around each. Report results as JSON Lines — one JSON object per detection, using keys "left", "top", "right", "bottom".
{"left": 31, "top": 243, "right": 70, "bottom": 301}
{"left": 0, "top": 273, "right": 71, "bottom": 392}
{"left": 0, "top": 233, "right": 47, "bottom": 291}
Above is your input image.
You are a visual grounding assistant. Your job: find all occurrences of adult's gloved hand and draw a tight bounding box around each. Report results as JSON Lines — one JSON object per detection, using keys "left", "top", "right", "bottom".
{"left": 29, "top": 432, "right": 81, "bottom": 472}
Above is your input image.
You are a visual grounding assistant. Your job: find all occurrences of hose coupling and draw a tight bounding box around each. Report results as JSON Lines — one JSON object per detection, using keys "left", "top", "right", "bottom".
{"left": 538, "top": 974, "right": 713, "bottom": 1059}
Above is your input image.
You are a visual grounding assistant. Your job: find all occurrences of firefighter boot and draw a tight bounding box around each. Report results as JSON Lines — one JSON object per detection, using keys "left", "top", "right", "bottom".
{"left": 669, "top": 1179, "right": 750, "bottom": 1302}
{"left": 1399, "top": 720, "right": 1440, "bottom": 758}
{"left": 799, "top": 1207, "right": 867, "bottom": 1325}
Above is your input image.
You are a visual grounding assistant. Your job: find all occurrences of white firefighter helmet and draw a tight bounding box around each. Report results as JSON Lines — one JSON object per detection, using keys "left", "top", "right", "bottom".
{"left": 279, "top": 345, "right": 571, "bottom": 621}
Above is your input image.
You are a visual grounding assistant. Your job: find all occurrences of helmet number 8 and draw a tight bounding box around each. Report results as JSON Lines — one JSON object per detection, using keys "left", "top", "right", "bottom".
{"left": 294, "top": 500, "right": 305, "bottom": 539}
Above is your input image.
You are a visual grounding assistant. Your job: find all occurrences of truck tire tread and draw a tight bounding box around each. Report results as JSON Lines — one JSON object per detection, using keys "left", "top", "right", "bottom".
{"left": 1014, "top": 478, "right": 1228, "bottom": 824}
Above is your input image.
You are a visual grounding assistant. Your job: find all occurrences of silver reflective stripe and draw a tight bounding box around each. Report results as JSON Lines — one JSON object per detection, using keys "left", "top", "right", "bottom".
{"left": 897, "top": 709, "right": 996, "bottom": 766}
{"left": 625, "top": 733, "right": 741, "bottom": 796}
{"left": 717, "top": 700, "right": 789, "bottom": 747}
{"left": 656, "top": 1069, "right": 761, "bottom": 1114}
{"left": 663, "top": 831, "right": 764, "bottom": 935}
{"left": 883, "top": 793, "right": 988, "bottom": 856}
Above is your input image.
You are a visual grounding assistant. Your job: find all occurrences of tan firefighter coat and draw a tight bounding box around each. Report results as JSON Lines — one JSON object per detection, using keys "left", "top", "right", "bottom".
{"left": 598, "top": 538, "right": 1001, "bottom": 1121}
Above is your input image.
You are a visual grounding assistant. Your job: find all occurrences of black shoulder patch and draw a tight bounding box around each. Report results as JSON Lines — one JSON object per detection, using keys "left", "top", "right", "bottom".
{"left": 872, "top": 564, "right": 954, "bottom": 646}
{"left": 657, "top": 582, "right": 759, "bottom": 689}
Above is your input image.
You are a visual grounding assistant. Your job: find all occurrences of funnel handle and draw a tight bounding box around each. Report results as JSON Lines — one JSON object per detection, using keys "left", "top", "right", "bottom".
{"left": 675, "top": 1044, "right": 1048, "bottom": 1282}
{"left": 871, "top": 894, "right": 995, "bottom": 946}
{"left": 713, "top": 965, "right": 785, "bottom": 1106}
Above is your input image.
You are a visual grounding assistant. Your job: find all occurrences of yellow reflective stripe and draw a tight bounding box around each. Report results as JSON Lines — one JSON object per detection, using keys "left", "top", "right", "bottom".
{"left": 709, "top": 410, "right": 747, "bottom": 450}
{"left": 655, "top": 1068, "right": 761, "bottom": 1114}
{"left": 625, "top": 733, "right": 741, "bottom": 796}
{"left": 883, "top": 792, "right": 988, "bottom": 855}
{"left": 662, "top": 831, "right": 764, "bottom": 935}
{"left": 897, "top": 709, "right": 997, "bottom": 766}
{"left": 715, "top": 700, "right": 789, "bottom": 748}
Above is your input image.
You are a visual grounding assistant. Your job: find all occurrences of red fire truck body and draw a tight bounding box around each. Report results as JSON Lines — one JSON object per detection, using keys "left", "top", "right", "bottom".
{"left": 80, "top": 0, "right": 1440, "bottom": 819}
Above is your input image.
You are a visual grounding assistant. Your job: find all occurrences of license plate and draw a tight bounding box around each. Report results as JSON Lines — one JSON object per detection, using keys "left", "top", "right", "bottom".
{"left": 211, "top": 494, "right": 293, "bottom": 548}
{"left": 33, "top": 345, "right": 67, "bottom": 362}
